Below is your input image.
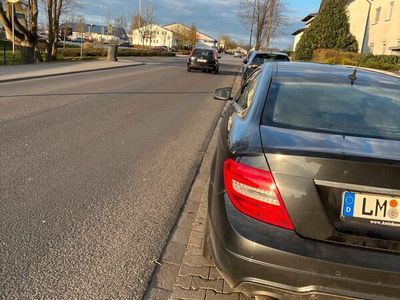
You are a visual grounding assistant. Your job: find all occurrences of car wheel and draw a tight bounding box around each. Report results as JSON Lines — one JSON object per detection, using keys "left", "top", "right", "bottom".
{"left": 212, "top": 68, "right": 219, "bottom": 74}
{"left": 187, "top": 67, "right": 191, "bottom": 72}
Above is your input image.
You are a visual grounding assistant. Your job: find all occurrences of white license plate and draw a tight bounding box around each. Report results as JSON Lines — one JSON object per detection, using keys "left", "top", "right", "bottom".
{"left": 197, "top": 59, "right": 207, "bottom": 63}
{"left": 342, "top": 191, "right": 400, "bottom": 226}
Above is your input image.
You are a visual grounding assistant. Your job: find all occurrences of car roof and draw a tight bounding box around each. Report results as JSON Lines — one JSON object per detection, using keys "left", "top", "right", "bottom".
{"left": 269, "top": 62, "right": 400, "bottom": 86}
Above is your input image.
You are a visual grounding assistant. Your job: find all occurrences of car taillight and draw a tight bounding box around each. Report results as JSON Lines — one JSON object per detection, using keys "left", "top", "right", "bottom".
{"left": 223, "top": 159, "right": 294, "bottom": 230}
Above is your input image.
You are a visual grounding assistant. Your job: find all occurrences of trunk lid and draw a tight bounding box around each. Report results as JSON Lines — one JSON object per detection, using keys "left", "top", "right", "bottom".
{"left": 260, "top": 125, "right": 400, "bottom": 253}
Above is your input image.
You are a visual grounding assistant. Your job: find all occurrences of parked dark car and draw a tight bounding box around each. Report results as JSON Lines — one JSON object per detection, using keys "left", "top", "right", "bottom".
{"left": 187, "top": 48, "right": 219, "bottom": 74}
{"left": 207, "top": 62, "right": 400, "bottom": 300}
{"left": 242, "top": 51, "right": 289, "bottom": 83}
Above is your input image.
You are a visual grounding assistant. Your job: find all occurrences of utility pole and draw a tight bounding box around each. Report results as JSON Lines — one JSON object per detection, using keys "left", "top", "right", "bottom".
{"left": 249, "top": 0, "right": 256, "bottom": 51}
{"left": 7, "top": 0, "right": 20, "bottom": 56}
{"left": 138, "top": 0, "right": 142, "bottom": 27}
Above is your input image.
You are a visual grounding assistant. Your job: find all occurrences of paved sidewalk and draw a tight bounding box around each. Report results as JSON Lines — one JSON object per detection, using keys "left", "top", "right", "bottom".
{"left": 0, "top": 58, "right": 144, "bottom": 83}
{"left": 144, "top": 74, "right": 248, "bottom": 300}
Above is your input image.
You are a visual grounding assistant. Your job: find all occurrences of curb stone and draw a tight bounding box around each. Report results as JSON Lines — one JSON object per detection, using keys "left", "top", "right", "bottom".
{"left": 143, "top": 68, "right": 245, "bottom": 300}
{"left": 0, "top": 62, "right": 145, "bottom": 83}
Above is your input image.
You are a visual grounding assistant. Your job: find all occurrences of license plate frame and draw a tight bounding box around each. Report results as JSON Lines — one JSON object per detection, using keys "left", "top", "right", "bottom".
{"left": 341, "top": 191, "right": 400, "bottom": 227}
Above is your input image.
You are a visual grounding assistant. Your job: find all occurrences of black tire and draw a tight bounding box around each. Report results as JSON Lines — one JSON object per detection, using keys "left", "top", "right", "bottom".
{"left": 212, "top": 68, "right": 219, "bottom": 74}
{"left": 187, "top": 67, "right": 191, "bottom": 72}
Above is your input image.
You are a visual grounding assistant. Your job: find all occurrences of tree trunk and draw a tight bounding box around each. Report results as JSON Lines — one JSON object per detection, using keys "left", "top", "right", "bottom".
{"left": 21, "top": 46, "right": 35, "bottom": 64}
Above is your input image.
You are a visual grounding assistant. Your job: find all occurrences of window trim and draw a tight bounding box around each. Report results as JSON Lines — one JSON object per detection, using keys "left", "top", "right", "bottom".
{"left": 373, "top": 7, "right": 381, "bottom": 24}
{"left": 386, "top": 1, "right": 394, "bottom": 20}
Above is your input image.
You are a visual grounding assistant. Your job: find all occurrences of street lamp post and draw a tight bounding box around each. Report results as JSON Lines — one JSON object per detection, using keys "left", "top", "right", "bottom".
{"left": 249, "top": 0, "right": 257, "bottom": 51}
{"left": 7, "top": 0, "right": 20, "bottom": 56}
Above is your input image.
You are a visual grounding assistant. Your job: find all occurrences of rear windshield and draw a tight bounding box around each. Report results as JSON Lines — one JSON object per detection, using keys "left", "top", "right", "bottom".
{"left": 262, "top": 80, "right": 400, "bottom": 140}
{"left": 252, "top": 54, "right": 289, "bottom": 65}
{"left": 192, "top": 49, "right": 212, "bottom": 59}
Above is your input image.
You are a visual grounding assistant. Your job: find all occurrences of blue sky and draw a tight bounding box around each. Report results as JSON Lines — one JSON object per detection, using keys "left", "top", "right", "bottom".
{"left": 80, "top": 0, "right": 321, "bottom": 50}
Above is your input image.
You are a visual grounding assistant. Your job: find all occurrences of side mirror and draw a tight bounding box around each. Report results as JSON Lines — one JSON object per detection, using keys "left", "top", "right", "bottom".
{"left": 243, "top": 58, "right": 248, "bottom": 64}
{"left": 214, "top": 87, "right": 232, "bottom": 101}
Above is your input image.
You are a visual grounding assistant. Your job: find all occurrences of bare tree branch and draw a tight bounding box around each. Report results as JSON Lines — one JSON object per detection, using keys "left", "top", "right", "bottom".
{"left": 238, "top": 0, "right": 286, "bottom": 50}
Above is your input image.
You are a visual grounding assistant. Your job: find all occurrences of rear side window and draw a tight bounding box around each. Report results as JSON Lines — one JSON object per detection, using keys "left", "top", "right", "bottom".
{"left": 236, "top": 70, "right": 261, "bottom": 114}
{"left": 252, "top": 54, "right": 289, "bottom": 66}
{"left": 262, "top": 80, "right": 400, "bottom": 140}
{"left": 192, "top": 49, "right": 212, "bottom": 59}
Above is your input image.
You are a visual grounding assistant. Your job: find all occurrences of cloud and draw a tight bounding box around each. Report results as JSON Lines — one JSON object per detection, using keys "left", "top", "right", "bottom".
{"left": 77, "top": 0, "right": 321, "bottom": 50}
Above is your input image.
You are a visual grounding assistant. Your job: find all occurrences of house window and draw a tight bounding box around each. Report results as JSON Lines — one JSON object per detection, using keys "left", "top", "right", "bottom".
{"left": 369, "top": 43, "right": 374, "bottom": 53}
{"left": 382, "top": 41, "right": 386, "bottom": 54}
{"left": 387, "top": 2, "right": 394, "bottom": 20}
{"left": 397, "top": 39, "right": 400, "bottom": 47}
{"left": 375, "top": 7, "right": 381, "bottom": 23}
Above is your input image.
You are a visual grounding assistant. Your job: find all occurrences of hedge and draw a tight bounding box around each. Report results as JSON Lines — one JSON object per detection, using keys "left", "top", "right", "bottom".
{"left": 312, "top": 49, "right": 400, "bottom": 72}
{"left": 59, "top": 47, "right": 176, "bottom": 58}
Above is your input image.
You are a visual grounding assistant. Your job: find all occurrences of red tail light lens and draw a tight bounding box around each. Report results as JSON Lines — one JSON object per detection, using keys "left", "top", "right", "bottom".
{"left": 223, "top": 159, "right": 294, "bottom": 230}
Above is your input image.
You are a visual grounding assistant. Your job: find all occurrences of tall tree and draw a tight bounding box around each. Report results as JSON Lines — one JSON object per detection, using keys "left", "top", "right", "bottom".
{"left": 43, "top": 0, "right": 83, "bottom": 61}
{"left": 189, "top": 22, "right": 197, "bottom": 50}
{"left": 114, "top": 15, "right": 127, "bottom": 30}
{"left": 137, "top": 3, "right": 156, "bottom": 47}
{"left": 129, "top": 14, "right": 145, "bottom": 33}
{"left": 220, "top": 35, "right": 238, "bottom": 50}
{"left": 295, "top": 0, "right": 358, "bottom": 61}
{"left": 0, "top": 0, "right": 39, "bottom": 63}
{"left": 239, "top": 0, "right": 285, "bottom": 50}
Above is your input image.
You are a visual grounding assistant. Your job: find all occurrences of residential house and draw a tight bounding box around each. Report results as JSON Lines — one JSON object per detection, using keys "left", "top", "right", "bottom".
{"left": 131, "top": 24, "right": 175, "bottom": 47}
{"left": 291, "top": 13, "right": 318, "bottom": 51}
{"left": 65, "top": 23, "right": 129, "bottom": 43}
{"left": 363, "top": 0, "right": 400, "bottom": 55}
{"left": 292, "top": 0, "right": 400, "bottom": 56}
{"left": 0, "top": 0, "right": 29, "bottom": 40}
{"left": 163, "top": 23, "right": 217, "bottom": 48}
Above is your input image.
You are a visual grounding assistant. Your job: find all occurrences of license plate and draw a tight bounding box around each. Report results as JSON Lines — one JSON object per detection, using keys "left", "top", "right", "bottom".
{"left": 197, "top": 59, "right": 207, "bottom": 63}
{"left": 342, "top": 191, "right": 400, "bottom": 226}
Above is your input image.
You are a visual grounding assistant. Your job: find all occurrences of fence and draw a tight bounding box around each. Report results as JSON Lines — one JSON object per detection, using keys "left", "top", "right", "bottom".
{"left": 0, "top": 40, "right": 22, "bottom": 65}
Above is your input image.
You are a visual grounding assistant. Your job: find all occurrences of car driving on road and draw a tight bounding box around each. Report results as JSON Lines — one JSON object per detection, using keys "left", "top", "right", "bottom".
{"left": 242, "top": 51, "right": 289, "bottom": 83}
{"left": 207, "top": 62, "right": 400, "bottom": 300}
{"left": 187, "top": 47, "right": 219, "bottom": 74}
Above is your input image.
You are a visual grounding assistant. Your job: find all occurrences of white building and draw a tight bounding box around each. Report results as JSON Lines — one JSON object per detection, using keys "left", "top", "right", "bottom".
{"left": 292, "top": 0, "right": 400, "bottom": 56}
{"left": 163, "top": 23, "right": 217, "bottom": 49}
{"left": 131, "top": 24, "right": 175, "bottom": 48}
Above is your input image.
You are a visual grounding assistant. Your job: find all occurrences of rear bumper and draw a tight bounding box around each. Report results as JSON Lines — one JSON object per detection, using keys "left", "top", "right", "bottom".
{"left": 208, "top": 195, "right": 400, "bottom": 300}
{"left": 188, "top": 62, "right": 218, "bottom": 70}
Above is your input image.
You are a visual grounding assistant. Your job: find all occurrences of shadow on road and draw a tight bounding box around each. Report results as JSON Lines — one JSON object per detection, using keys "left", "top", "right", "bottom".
{"left": 0, "top": 91, "right": 214, "bottom": 98}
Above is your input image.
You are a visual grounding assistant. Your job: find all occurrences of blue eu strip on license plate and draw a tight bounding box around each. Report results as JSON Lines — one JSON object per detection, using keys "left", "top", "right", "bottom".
{"left": 342, "top": 192, "right": 356, "bottom": 217}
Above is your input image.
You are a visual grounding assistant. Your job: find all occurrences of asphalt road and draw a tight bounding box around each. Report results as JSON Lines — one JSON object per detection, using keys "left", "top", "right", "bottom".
{"left": 0, "top": 56, "right": 241, "bottom": 299}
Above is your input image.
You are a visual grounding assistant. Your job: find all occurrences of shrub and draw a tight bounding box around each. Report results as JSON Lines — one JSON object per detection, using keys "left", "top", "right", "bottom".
{"left": 312, "top": 49, "right": 400, "bottom": 72}
{"left": 58, "top": 47, "right": 176, "bottom": 58}
{"left": 296, "top": 0, "right": 358, "bottom": 61}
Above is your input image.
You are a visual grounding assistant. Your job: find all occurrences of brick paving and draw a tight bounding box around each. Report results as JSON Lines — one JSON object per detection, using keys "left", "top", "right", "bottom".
{"left": 144, "top": 72, "right": 247, "bottom": 300}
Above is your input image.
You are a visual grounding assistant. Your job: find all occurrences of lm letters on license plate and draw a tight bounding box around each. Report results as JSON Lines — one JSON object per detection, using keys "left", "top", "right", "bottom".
{"left": 342, "top": 191, "right": 400, "bottom": 226}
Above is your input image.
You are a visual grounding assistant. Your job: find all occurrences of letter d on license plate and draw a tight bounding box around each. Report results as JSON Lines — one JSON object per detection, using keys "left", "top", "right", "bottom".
{"left": 341, "top": 191, "right": 400, "bottom": 225}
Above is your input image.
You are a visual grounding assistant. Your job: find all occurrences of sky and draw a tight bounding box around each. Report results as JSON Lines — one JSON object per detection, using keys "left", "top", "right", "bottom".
{"left": 80, "top": 0, "right": 322, "bottom": 50}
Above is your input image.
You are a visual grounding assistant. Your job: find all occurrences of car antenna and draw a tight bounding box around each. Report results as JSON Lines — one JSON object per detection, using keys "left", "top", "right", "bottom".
{"left": 348, "top": 69, "right": 357, "bottom": 86}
